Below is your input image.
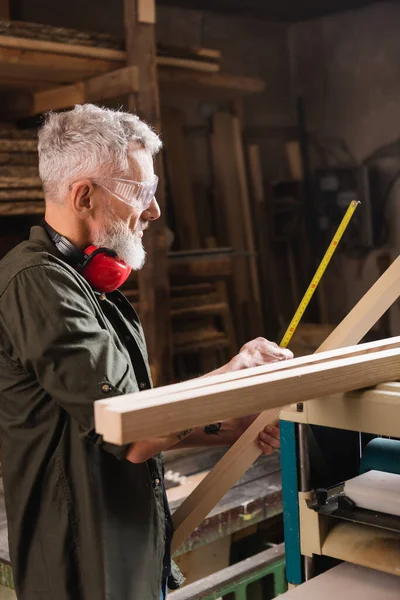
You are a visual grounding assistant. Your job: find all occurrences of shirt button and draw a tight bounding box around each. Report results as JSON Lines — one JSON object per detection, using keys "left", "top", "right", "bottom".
{"left": 99, "top": 293, "right": 106, "bottom": 301}
{"left": 101, "top": 383, "right": 112, "bottom": 393}
{"left": 139, "top": 382, "right": 148, "bottom": 390}
{"left": 154, "top": 478, "right": 160, "bottom": 487}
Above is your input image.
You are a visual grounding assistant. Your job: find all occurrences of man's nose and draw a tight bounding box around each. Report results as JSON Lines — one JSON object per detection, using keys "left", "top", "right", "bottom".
{"left": 142, "top": 197, "right": 161, "bottom": 221}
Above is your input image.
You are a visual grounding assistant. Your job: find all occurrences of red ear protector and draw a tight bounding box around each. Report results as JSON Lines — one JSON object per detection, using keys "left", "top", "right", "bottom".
{"left": 42, "top": 222, "right": 132, "bottom": 293}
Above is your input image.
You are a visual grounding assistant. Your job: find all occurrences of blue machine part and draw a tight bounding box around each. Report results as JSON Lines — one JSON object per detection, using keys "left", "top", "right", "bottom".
{"left": 280, "top": 419, "right": 302, "bottom": 585}
{"left": 360, "top": 438, "right": 400, "bottom": 475}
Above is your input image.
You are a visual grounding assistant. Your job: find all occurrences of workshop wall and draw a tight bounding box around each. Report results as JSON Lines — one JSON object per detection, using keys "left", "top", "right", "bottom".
{"left": 289, "top": 1, "right": 400, "bottom": 162}
{"left": 289, "top": 1, "right": 400, "bottom": 332}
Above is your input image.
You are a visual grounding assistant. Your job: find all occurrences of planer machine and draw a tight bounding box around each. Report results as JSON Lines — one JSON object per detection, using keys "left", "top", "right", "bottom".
{"left": 278, "top": 381, "right": 400, "bottom": 599}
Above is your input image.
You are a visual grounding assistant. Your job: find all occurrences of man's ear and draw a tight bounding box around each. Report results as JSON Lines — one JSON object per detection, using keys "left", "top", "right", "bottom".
{"left": 70, "top": 180, "right": 95, "bottom": 219}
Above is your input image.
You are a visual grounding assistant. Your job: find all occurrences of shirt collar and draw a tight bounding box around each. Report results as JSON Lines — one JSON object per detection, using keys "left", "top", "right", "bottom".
{"left": 29, "top": 225, "right": 66, "bottom": 261}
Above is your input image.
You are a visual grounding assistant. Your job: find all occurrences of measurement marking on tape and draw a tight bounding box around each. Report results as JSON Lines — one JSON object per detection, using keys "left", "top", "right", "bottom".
{"left": 280, "top": 200, "right": 360, "bottom": 349}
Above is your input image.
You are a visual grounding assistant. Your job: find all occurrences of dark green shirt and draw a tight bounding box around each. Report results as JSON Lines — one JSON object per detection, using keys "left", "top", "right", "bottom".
{"left": 0, "top": 226, "right": 179, "bottom": 600}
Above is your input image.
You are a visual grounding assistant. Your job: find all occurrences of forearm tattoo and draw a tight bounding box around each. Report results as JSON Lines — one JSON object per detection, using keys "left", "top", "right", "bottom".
{"left": 177, "top": 429, "right": 193, "bottom": 442}
{"left": 204, "top": 422, "right": 222, "bottom": 435}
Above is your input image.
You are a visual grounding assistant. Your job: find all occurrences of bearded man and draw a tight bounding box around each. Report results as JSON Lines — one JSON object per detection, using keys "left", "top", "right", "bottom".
{"left": 0, "top": 104, "right": 292, "bottom": 600}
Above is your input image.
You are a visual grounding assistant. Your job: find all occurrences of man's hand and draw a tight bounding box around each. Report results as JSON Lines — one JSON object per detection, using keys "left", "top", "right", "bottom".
{"left": 258, "top": 422, "right": 280, "bottom": 455}
{"left": 200, "top": 337, "right": 293, "bottom": 378}
{"left": 229, "top": 337, "right": 293, "bottom": 371}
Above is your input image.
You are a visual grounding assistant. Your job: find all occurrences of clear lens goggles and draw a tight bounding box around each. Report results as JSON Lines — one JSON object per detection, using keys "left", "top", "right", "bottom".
{"left": 100, "top": 175, "right": 159, "bottom": 210}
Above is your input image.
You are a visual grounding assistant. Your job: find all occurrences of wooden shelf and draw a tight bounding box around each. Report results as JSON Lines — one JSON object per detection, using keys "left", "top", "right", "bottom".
{"left": 0, "top": 32, "right": 264, "bottom": 97}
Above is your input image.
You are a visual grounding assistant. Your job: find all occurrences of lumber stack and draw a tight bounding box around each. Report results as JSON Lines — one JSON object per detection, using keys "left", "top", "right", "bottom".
{"left": 0, "top": 20, "right": 221, "bottom": 73}
{"left": 0, "top": 127, "right": 43, "bottom": 216}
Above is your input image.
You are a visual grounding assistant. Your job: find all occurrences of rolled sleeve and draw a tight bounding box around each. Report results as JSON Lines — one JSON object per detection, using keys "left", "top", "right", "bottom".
{"left": 0, "top": 262, "right": 136, "bottom": 458}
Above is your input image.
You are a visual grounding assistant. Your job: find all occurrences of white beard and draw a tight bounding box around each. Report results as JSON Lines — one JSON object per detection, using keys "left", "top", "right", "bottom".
{"left": 93, "top": 219, "right": 146, "bottom": 270}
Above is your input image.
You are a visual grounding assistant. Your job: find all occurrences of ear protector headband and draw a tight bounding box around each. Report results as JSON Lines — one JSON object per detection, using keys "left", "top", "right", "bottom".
{"left": 42, "top": 222, "right": 132, "bottom": 294}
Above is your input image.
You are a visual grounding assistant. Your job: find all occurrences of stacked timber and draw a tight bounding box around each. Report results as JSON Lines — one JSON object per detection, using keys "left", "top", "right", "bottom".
{"left": 0, "top": 20, "right": 221, "bottom": 73}
{"left": 0, "top": 127, "right": 43, "bottom": 216}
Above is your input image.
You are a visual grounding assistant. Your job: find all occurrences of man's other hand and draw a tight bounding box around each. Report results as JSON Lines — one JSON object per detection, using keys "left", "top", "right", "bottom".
{"left": 258, "top": 422, "right": 280, "bottom": 455}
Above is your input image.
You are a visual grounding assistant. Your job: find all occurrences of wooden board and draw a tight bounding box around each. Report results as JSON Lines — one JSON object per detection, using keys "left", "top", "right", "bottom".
{"left": 0, "top": 1, "right": 9, "bottom": 20}
{"left": 278, "top": 562, "right": 400, "bottom": 600}
{"left": 211, "top": 112, "right": 251, "bottom": 344}
{"left": 157, "top": 56, "right": 219, "bottom": 73}
{"left": 169, "top": 254, "right": 400, "bottom": 552}
{"left": 0, "top": 189, "right": 43, "bottom": 200}
{"left": 95, "top": 337, "right": 400, "bottom": 435}
{"left": 321, "top": 521, "right": 400, "bottom": 576}
{"left": 32, "top": 66, "right": 139, "bottom": 115}
{"left": 0, "top": 140, "right": 37, "bottom": 152}
{"left": 98, "top": 345, "right": 400, "bottom": 443}
{"left": 158, "top": 69, "right": 265, "bottom": 97}
{"left": 0, "top": 201, "right": 43, "bottom": 216}
{"left": 247, "top": 143, "right": 280, "bottom": 334}
{"left": 232, "top": 115, "right": 263, "bottom": 332}
{"left": 162, "top": 108, "right": 200, "bottom": 249}
{"left": 0, "top": 176, "right": 40, "bottom": 188}
{"left": 0, "top": 34, "right": 125, "bottom": 61}
{"left": 138, "top": 0, "right": 156, "bottom": 24}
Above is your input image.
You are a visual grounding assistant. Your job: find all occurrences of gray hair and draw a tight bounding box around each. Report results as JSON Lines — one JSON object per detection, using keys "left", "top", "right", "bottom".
{"left": 38, "top": 104, "right": 162, "bottom": 203}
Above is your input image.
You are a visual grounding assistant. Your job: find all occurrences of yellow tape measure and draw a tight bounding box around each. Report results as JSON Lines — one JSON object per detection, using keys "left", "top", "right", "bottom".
{"left": 280, "top": 200, "right": 360, "bottom": 349}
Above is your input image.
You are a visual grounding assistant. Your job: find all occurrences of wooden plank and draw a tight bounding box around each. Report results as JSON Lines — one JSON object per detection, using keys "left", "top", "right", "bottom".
{"left": 87, "top": 65, "right": 139, "bottom": 100}
{"left": 0, "top": 0, "right": 9, "bottom": 20}
{"left": 0, "top": 140, "right": 37, "bottom": 152}
{"left": 169, "top": 255, "right": 400, "bottom": 553}
{"left": 0, "top": 189, "right": 43, "bottom": 200}
{"left": 276, "top": 563, "right": 400, "bottom": 600}
{"left": 158, "top": 69, "right": 266, "bottom": 96}
{"left": 232, "top": 115, "right": 263, "bottom": 333}
{"left": 157, "top": 56, "right": 219, "bottom": 72}
{"left": 33, "top": 82, "right": 85, "bottom": 114}
{"left": 0, "top": 165, "right": 37, "bottom": 177}
{"left": 0, "top": 35, "right": 125, "bottom": 61}
{"left": 211, "top": 112, "right": 250, "bottom": 344}
{"left": 162, "top": 108, "right": 200, "bottom": 249}
{"left": 157, "top": 45, "right": 220, "bottom": 63}
{"left": 138, "top": 0, "right": 156, "bottom": 23}
{"left": 124, "top": 0, "right": 173, "bottom": 385}
{"left": 0, "top": 46, "right": 117, "bottom": 83}
{"left": 32, "top": 67, "right": 139, "bottom": 115}
{"left": 0, "top": 35, "right": 220, "bottom": 73}
{"left": 98, "top": 345, "right": 400, "bottom": 443}
{"left": 0, "top": 176, "right": 41, "bottom": 188}
{"left": 0, "top": 200, "right": 44, "bottom": 216}
{"left": 95, "top": 337, "right": 400, "bottom": 436}
{"left": 247, "top": 144, "right": 280, "bottom": 335}
{"left": 321, "top": 521, "right": 400, "bottom": 576}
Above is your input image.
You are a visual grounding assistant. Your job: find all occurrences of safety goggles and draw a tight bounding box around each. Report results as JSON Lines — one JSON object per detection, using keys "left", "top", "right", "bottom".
{"left": 99, "top": 175, "right": 159, "bottom": 210}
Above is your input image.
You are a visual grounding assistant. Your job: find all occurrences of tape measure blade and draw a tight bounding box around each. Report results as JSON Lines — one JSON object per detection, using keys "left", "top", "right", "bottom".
{"left": 279, "top": 200, "right": 359, "bottom": 348}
